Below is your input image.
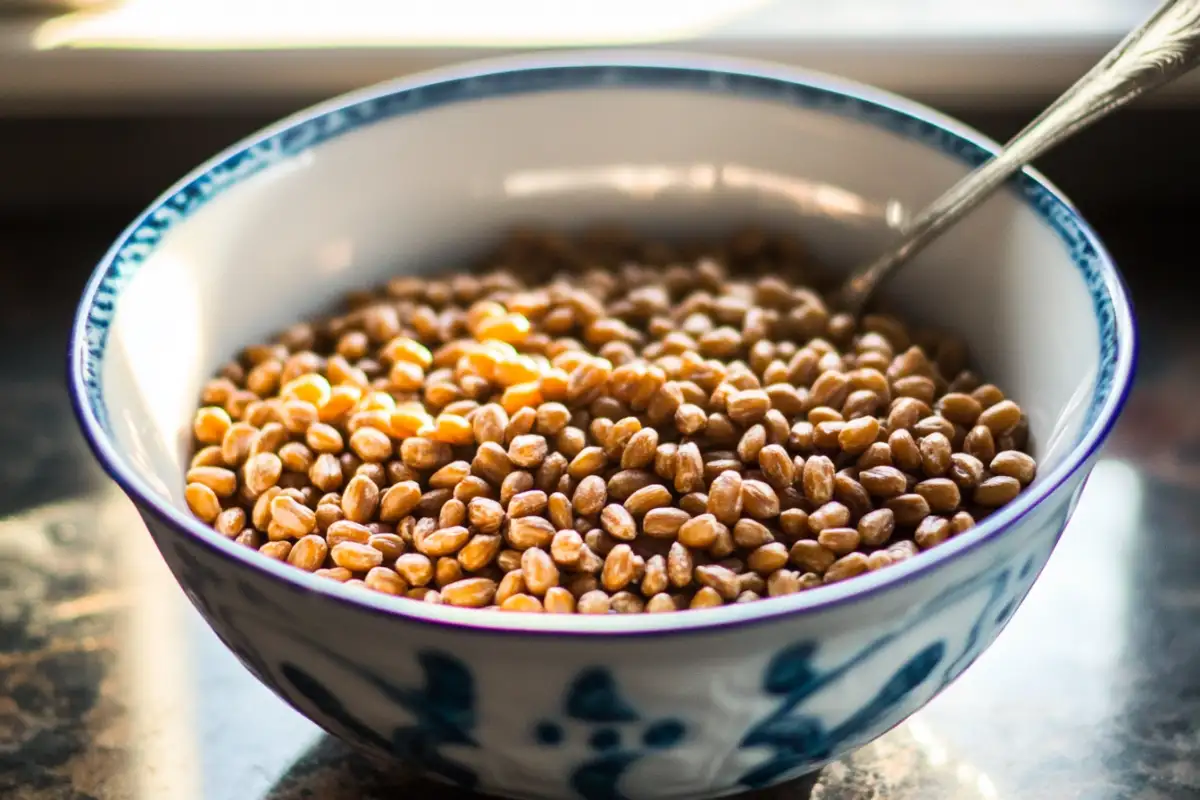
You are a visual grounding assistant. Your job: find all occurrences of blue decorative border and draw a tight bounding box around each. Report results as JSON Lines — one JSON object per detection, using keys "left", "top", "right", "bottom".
{"left": 68, "top": 55, "right": 1137, "bottom": 637}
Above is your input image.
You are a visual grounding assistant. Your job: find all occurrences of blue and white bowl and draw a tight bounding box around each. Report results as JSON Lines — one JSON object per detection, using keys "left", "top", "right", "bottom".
{"left": 68, "top": 52, "right": 1136, "bottom": 800}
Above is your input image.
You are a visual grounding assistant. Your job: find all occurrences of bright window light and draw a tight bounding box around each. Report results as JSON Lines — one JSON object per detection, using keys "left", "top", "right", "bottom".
{"left": 34, "top": 0, "right": 772, "bottom": 51}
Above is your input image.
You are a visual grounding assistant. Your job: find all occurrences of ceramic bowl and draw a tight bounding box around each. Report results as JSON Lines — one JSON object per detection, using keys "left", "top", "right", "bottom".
{"left": 68, "top": 52, "right": 1135, "bottom": 800}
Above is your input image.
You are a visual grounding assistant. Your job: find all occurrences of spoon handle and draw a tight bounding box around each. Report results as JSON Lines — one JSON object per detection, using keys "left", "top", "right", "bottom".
{"left": 839, "top": 0, "right": 1200, "bottom": 314}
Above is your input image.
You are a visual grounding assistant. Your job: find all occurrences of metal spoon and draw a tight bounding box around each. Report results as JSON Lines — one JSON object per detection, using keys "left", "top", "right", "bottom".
{"left": 837, "top": 0, "right": 1200, "bottom": 314}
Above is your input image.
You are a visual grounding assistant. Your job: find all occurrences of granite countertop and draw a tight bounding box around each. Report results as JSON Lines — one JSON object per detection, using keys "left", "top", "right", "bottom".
{"left": 1, "top": 213, "right": 1196, "bottom": 800}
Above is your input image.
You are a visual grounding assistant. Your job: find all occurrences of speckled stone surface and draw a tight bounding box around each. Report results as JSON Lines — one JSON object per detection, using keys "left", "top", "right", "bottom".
{"left": 0, "top": 216, "right": 1196, "bottom": 800}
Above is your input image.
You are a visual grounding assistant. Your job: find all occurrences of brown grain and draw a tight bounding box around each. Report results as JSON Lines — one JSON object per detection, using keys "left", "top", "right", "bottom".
{"left": 186, "top": 227, "right": 1036, "bottom": 611}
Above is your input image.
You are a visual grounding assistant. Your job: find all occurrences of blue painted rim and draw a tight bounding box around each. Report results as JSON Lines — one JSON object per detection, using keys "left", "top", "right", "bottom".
{"left": 67, "top": 51, "right": 1137, "bottom": 637}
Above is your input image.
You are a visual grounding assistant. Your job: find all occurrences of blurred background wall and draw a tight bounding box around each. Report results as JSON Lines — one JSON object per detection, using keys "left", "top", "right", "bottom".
{"left": 0, "top": 0, "right": 1193, "bottom": 230}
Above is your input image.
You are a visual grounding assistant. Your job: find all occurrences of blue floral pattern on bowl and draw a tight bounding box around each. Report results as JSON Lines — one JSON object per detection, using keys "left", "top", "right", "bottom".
{"left": 149, "top": 504, "right": 1051, "bottom": 800}
{"left": 280, "top": 651, "right": 479, "bottom": 790}
{"left": 735, "top": 550, "right": 1042, "bottom": 789}
{"left": 737, "top": 641, "right": 945, "bottom": 788}
{"left": 535, "top": 668, "right": 686, "bottom": 800}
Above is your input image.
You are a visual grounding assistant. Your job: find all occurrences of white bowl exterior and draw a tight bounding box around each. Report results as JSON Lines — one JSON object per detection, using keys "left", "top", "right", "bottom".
{"left": 73, "top": 56, "right": 1132, "bottom": 800}
{"left": 139, "top": 464, "right": 1090, "bottom": 800}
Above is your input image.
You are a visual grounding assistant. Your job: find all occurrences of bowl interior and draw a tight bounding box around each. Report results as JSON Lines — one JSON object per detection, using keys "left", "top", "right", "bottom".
{"left": 79, "top": 62, "right": 1122, "bottom": 565}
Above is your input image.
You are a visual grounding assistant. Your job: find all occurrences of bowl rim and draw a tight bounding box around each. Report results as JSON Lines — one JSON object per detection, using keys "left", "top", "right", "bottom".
{"left": 67, "top": 49, "right": 1138, "bottom": 637}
